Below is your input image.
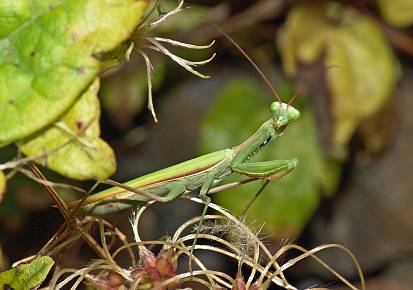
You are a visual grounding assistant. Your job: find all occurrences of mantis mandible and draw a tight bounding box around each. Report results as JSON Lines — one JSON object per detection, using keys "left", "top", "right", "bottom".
{"left": 68, "top": 26, "right": 302, "bottom": 224}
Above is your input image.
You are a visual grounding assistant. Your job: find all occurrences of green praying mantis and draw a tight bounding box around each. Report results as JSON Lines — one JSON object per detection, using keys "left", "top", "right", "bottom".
{"left": 69, "top": 101, "right": 300, "bottom": 215}
{"left": 68, "top": 28, "right": 303, "bottom": 223}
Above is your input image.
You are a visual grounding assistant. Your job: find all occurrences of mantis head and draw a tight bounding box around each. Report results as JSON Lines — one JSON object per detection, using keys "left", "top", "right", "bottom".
{"left": 270, "top": 101, "right": 300, "bottom": 129}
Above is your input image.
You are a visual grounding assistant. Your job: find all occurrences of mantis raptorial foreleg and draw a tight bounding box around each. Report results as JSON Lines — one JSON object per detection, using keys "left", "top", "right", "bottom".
{"left": 233, "top": 159, "right": 298, "bottom": 179}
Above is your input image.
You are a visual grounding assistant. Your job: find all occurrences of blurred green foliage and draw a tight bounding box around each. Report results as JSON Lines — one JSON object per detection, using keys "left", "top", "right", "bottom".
{"left": 100, "top": 57, "right": 166, "bottom": 130}
{"left": 154, "top": 0, "right": 209, "bottom": 34}
{"left": 278, "top": 1, "right": 399, "bottom": 158}
{"left": 200, "top": 79, "right": 340, "bottom": 235}
{"left": 376, "top": 0, "right": 413, "bottom": 27}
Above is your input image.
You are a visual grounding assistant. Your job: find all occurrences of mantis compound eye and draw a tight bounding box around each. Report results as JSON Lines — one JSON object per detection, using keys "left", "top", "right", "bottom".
{"left": 270, "top": 101, "right": 300, "bottom": 126}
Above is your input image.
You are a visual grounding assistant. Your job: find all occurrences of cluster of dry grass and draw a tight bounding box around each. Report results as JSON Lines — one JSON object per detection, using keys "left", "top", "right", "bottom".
{"left": 39, "top": 197, "right": 365, "bottom": 290}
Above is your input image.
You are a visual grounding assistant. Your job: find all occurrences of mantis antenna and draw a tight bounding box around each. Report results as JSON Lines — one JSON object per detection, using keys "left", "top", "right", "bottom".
{"left": 206, "top": 19, "right": 338, "bottom": 110}
{"left": 287, "top": 64, "right": 339, "bottom": 106}
{"left": 205, "top": 20, "right": 283, "bottom": 103}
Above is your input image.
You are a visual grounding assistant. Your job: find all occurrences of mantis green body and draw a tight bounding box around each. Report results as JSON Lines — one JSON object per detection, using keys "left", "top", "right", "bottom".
{"left": 69, "top": 102, "right": 300, "bottom": 215}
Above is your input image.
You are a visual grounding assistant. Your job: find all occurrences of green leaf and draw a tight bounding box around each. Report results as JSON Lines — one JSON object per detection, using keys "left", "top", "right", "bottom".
{"left": 0, "top": 0, "right": 146, "bottom": 145}
{"left": 0, "top": 256, "right": 54, "bottom": 290}
{"left": 0, "top": 170, "right": 5, "bottom": 203}
{"left": 278, "top": 1, "right": 399, "bottom": 158}
{"left": 376, "top": 0, "right": 413, "bottom": 27}
{"left": 200, "top": 79, "right": 340, "bottom": 235}
{"left": 18, "top": 79, "right": 116, "bottom": 180}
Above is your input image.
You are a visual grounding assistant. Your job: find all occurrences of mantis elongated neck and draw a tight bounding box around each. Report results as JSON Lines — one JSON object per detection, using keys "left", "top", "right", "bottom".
{"left": 232, "top": 118, "right": 284, "bottom": 164}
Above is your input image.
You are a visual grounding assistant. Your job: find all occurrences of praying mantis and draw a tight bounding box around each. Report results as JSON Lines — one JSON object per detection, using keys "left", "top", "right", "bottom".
{"left": 68, "top": 27, "right": 303, "bottom": 221}
{"left": 69, "top": 102, "right": 300, "bottom": 215}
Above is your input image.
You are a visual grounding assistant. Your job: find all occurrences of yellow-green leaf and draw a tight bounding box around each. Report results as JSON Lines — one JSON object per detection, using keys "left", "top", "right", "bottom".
{"left": 376, "top": 0, "right": 413, "bottom": 27}
{"left": 326, "top": 14, "right": 398, "bottom": 157}
{"left": 19, "top": 79, "right": 116, "bottom": 180}
{"left": 277, "top": 3, "right": 330, "bottom": 76}
{"left": 279, "top": 1, "right": 399, "bottom": 157}
{"left": 0, "top": 0, "right": 146, "bottom": 145}
{"left": 0, "top": 256, "right": 54, "bottom": 290}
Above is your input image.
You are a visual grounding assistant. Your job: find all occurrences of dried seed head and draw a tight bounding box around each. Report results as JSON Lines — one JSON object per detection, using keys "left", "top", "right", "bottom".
{"left": 200, "top": 218, "right": 263, "bottom": 258}
{"left": 131, "top": 248, "right": 178, "bottom": 289}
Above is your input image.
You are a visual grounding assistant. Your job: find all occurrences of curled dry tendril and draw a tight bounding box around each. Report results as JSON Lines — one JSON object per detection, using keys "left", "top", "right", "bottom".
{"left": 45, "top": 197, "right": 365, "bottom": 290}
{"left": 130, "top": 0, "right": 216, "bottom": 122}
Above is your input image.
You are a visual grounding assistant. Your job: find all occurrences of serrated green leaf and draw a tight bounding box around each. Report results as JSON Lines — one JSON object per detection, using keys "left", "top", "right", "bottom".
{"left": 0, "top": 256, "right": 54, "bottom": 290}
{"left": 0, "top": 0, "right": 146, "bottom": 145}
{"left": 0, "top": 170, "right": 5, "bottom": 203}
{"left": 200, "top": 79, "right": 340, "bottom": 235}
{"left": 376, "top": 0, "right": 413, "bottom": 27}
{"left": 19, "top": 79, "right": 116, "bottom": 180}
{"left": 279, "top": 1, "right": 399, "bottom": 158}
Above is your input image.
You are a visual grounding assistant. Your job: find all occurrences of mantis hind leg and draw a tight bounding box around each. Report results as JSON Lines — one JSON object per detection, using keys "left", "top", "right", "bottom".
{"left": 84, "top": 180, "right": 187, "bottom": 215}
{"left": 103, "top": 179, "right": 186, "bottom": 203}
{"left": 86, "top": 199, "right": 143, "bottom": 215}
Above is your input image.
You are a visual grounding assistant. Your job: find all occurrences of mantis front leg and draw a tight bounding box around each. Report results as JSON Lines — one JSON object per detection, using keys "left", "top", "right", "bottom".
{"left": 232, "top": 158, "right": 298, "bottom": 217}
{"left": 232, "top": 158, "right": 298, "bottom": 179}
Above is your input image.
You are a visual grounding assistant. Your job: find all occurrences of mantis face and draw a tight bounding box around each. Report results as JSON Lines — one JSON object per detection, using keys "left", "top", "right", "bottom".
{"left": 270, "top": 101, "right": 300, "bottom": 129}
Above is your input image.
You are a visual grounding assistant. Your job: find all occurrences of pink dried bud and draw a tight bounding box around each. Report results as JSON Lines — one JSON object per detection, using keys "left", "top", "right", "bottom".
{"left": 140, "top": 249, "right": 156, "bottom": 268}
{"left": 93, "top": 277, "right": 112, "bottom": 290}
{"left": 132, "top": 248, "right": 178, "bottom": 289}
{"left": 108, "top": 271, "right": 124, "bottom": 287}
{"left": 232, "top": 276, "right": 246, "bottom": 290}
{"left": 156, "top": 255, "right": 175, "bottom": 279}
{"left": 146, "top": 267, "right": 162, "bottom": 281}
